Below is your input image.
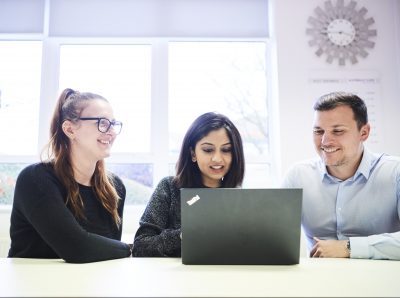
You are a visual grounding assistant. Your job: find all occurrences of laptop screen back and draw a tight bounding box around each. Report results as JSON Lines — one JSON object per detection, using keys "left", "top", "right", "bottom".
{"left": 181, "top": 188, "right": 302, "bottom": 265}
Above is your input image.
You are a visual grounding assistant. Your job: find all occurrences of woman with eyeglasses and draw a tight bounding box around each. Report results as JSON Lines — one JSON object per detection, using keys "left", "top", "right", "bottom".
{"left": 8, "top": 88, "right": 131, "bottom": 263}
{"left": 132, "top": 112, "right": 245, "bottom": 257}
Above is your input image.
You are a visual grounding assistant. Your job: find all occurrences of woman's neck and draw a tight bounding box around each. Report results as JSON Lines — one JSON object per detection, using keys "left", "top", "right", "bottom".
{"left": 202, "top": 178, "right": 222, "bottom": 188}
{"left": 70, "top": 153, "right": 96, "bottom": 186}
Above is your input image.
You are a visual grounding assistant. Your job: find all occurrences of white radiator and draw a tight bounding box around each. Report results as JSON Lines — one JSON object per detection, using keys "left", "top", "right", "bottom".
{"left": 0, "top": 237, "right": 10, "bottom": 257}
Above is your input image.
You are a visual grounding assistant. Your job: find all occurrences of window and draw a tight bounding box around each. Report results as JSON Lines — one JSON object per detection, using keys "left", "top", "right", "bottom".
{"left": 58, "top": 44, "right": 154, "bottom": 203}
{"left": 1, "top": 39, "right": 274, "bottom": 207}
{"left": 59, "top": 44, "right": 152, "bottom": 153}
{"left": 0, "top": 164, "right": 28, "bottom": 204}
{"left": 0, "top": 41, "right": 42, "bottom": 205}
{"left": 169, "top": 41, "right": 271, "bottom": 187}
{"left": 0, "top": 39, "right": 273, "bottom": 205}
{"left": 0, "top": 1, "right": 272, "bottom": 206}
{"left": 0, "top": 41, "right": 42, "bottom": 156}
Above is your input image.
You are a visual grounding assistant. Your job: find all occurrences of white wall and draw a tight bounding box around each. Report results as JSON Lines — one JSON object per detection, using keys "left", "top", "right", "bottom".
{"left": 271, "top": 0, "right": 400, "bottom": 179}
{"left": 48, "top": 0, "right": 268, "bottom": 37}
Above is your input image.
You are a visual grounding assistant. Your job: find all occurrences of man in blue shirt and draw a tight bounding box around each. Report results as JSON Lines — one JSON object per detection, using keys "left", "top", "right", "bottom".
{"left": 283, "top": 92, "right": 400, "bottom": 260}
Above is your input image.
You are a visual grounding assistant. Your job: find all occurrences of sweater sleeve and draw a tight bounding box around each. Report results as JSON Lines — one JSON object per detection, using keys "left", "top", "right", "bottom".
{"left": 12, "top": 164, "right": 131, "bottom": 263}
{"left": 133, "top": 177, "right": 181, "bottom": 257}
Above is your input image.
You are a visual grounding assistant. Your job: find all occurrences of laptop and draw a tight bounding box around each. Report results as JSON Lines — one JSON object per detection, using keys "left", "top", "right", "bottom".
{"left": 181, "top": 188, "right": 302, "bottom": 265}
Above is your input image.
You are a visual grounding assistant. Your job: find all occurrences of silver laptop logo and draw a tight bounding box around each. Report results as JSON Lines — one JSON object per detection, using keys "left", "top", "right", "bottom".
{"left": 186, "top": 195, "right": 200, "bottom": 206}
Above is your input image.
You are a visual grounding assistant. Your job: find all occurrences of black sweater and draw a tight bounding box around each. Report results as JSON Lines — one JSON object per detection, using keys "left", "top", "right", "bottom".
{"left": 8, "top": 162, "right": 131, "bottom": 263}
{"left": 133, "top": 176, "right": 181, "bottom": 257}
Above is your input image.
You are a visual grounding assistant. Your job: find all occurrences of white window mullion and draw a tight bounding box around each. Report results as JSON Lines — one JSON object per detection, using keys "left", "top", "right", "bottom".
{"left": 37, "top": 38, "right": 61, "bottom": 156}
{"left": 151, "top": 40, "right": 170, "bottom": 185}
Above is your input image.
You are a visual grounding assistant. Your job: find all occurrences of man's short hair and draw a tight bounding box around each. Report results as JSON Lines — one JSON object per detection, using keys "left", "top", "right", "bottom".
{"left": 313, "top": 92, "right": 368, "bottom": 130}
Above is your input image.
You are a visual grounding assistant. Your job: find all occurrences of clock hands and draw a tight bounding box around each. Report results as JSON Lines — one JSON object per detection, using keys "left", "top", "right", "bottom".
{"left": 323, "top": 31, "right": 355, "bottom": 37}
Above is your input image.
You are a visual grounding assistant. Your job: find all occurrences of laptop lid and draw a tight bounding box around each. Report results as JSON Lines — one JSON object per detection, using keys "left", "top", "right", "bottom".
{"left": 181, "top": 188, "right": 302, "bottom": 265}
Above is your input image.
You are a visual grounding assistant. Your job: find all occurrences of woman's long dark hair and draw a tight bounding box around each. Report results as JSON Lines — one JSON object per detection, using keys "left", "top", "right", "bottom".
{"left": 42, "top": 88, "right": 121, "bottom": 226}
{"left": 174, "top": 112, "right": 245, "bottom": 188}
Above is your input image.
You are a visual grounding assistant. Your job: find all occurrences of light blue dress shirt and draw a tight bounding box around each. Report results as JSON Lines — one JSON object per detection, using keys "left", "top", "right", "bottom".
{"left": 283, "top": 149, "right": 400, "bottom": 260}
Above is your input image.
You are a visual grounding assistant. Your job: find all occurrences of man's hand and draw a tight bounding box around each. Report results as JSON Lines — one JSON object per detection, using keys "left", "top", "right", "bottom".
{"left": 310, "top": 237, "right": 350, "bottom": 258}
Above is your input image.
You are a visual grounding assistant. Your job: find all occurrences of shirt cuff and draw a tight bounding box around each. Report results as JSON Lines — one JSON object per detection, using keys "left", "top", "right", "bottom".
{"left": 349, "top": 236, "right": 370, "bottom": 259}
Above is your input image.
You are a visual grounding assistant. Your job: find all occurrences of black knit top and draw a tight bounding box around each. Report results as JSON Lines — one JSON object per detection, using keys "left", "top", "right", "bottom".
{"left": 8, "top": 162, "right": 131, "bottom": 263}
{"left": 133, "top": 176, "right": 181, "bottom": 257}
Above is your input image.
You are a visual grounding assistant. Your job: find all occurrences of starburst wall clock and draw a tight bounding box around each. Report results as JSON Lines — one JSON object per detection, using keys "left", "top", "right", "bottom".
{"left": 306, "top": 0, "right": 377, "bottom": 66}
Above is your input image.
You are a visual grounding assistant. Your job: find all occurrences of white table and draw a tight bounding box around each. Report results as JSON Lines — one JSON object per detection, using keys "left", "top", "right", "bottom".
{"left": 0, "top": 257, "right": 399, "bottom": 297}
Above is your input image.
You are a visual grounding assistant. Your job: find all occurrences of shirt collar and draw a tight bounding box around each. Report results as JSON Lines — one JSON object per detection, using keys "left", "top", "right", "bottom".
{"left": 319, "top": 148, "right": 379, "bottom": 183}
{"left": 353, "top": 148, "right": 375, "bottom": 180}
{"left": 319, "top": 160, "right": 336, "bottom": 183}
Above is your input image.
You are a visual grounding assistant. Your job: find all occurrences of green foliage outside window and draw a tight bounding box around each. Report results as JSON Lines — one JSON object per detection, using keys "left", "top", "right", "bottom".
{"left": 0, "top": 163, "right": 153, "bottom": 205}
{"left": 0, "top": 164, "right": 26, "bottom": 205}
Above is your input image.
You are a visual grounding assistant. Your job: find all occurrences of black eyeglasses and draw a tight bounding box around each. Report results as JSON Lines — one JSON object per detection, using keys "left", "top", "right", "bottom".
{"left": 78, "top": 117, "right": 123, "bottom": 134}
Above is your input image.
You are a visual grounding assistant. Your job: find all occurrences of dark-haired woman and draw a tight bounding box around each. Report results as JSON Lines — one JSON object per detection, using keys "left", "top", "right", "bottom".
{"left": 133, "top": 112, "right": 245, "bottom": 257}
{"left": 8, "top": 88, "right": 132, "bottom": 263}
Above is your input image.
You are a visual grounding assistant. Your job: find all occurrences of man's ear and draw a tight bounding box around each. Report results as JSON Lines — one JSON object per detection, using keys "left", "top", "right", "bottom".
{"left": 360, "top": 123, "right": 370, "bottom": 141}
{"left": 61, "top": 120, "right": 76, "bottom": 140}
